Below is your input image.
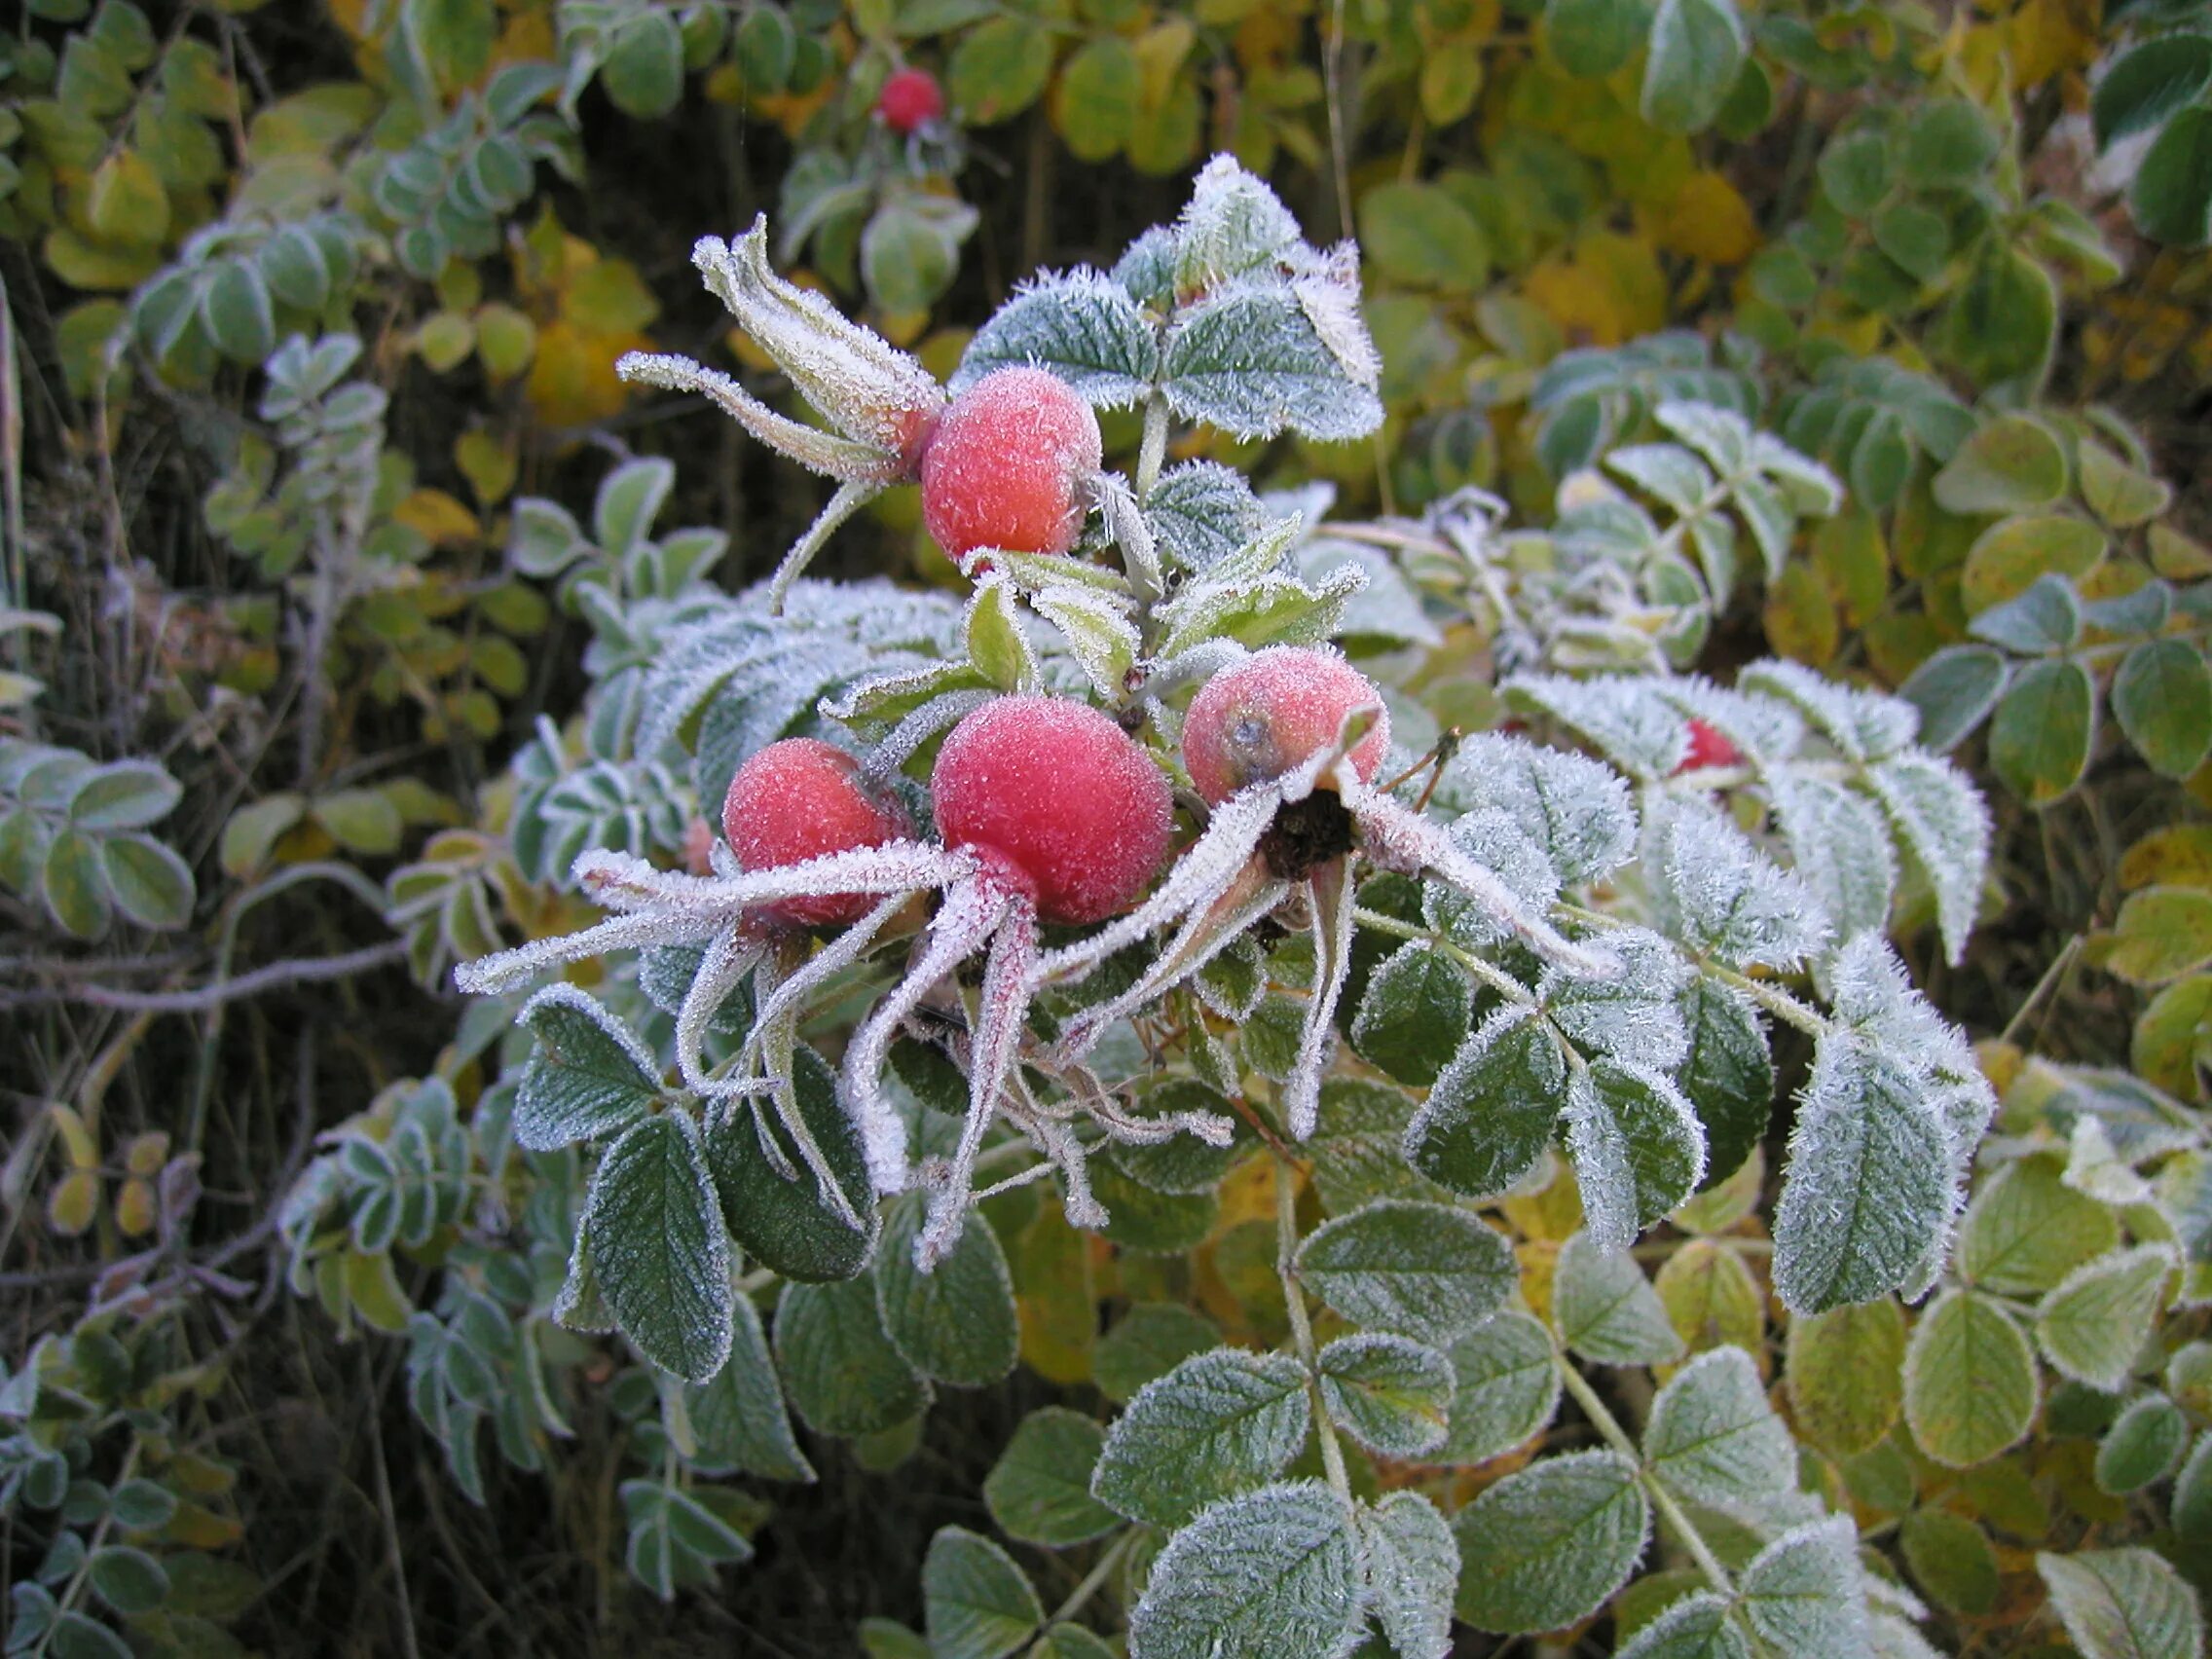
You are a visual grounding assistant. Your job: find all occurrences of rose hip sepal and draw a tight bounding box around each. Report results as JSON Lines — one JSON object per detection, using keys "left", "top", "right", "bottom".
{"left": 1032, "top": 645, "right": 1618, "bottom": 1140}
{"left": 877, "top": 67, "right": 943, "bottom": 134}
{"left": 615, "top": 219, "right": 946, "bottom": 609}
{"left": 921, "top": 367, "right": 1103, "bottom": 564}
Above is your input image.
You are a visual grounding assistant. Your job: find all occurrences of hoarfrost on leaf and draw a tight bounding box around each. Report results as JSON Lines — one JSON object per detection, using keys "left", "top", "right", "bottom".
{"left": 1126, "top": 1481, "right": 1364, "bottom": 1659}
{"left": 1647, "top": 796, "right": 1830, "bottom": 971}
{"left": 1358, "top": 1491, "right": 1458, "bottom": 1659}
{"left": 1431, "top": 734, "right": 1640, "bottom": 886}
{"left": 950, "top": 270, "right": 1159, "bottom": 407}
{"left": 1641, "top": 1346, "right": 1797, "bottom": 1507}
{"left": 1088, "top": 1346, "right": 1310, "bottom": 1529}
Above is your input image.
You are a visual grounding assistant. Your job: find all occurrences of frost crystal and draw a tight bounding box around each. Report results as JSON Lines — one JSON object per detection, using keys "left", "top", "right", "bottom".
{"left": 1647, "top": 796, "right": 1829, "bottom": 972}
{"left": 1432, "top": 734, "right": 1639, "bottom": 886}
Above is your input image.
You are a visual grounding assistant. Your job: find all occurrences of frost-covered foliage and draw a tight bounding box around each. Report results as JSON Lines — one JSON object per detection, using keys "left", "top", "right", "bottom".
{"left": 277, "top": 159, "right": 2027, "bottom": 1656}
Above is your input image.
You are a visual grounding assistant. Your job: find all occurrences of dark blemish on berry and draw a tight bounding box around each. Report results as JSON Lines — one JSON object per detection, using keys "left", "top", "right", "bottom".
{"left": 1258, "top": 791, "right": 1357, "bottom": 882}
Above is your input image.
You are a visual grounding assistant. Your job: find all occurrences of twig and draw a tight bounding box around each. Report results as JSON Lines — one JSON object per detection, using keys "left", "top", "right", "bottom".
{"left": 2, "top": 939, "right": 408, "bottom": 1013}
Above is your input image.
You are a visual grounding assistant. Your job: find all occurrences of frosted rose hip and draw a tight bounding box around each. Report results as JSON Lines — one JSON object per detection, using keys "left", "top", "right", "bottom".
{"left": 921, "top": 368, "right": 1103, "bottom": 561}
{"left": 1677, "top": 719, "right": 1743, "bottom": 773}
{"left": 878, "top": 67, "right": 943, "bottom": 134}
{"left": 931, "top": 696, "right": 1173, "bottom": 925}
{"left": 722, "top": 738, "right": 910, "bottom": 928}
{"left": 1182, "top": 647, "right": 1391, "bottom": 806}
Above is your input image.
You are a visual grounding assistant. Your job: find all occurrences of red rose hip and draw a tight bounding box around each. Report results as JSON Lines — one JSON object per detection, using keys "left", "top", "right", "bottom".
{"left": 877, "top": 67, "right": 943, "bottom": 134}
{"left": 1182, "top": 647, "right": 1392, "bottom": 806}
{"left": 1677, "top": 719, "right": 1743, "bottom": 773}
{"left": 920, "top": 367, "right": 1103, "bottom": 562}
{"left": 931, "top": 696, "right": 1173, "bottom": 925}
{"left": 722, "top": 738, "right": 910, "bottom": 928}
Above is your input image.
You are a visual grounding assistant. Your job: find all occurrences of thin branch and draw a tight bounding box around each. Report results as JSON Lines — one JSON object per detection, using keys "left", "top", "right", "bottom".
{"left": 2, "top": 939, "right": 409, "bottom": 1013}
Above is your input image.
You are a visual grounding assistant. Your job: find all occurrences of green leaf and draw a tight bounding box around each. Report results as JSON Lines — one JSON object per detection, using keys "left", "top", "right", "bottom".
{"left": 66, "top": 760, "right": 178, "bottom": 830}
{"left": 982, "top": 1408, "right": 1118, "bottom": 1547}
{"left": 1405, "top": 1014, "right": 1565, "bottom": 1198}
{"left": 620, "top": 1479, "right": 754, "bottom": 1598}
{"left": 592, "top": 457, "right": 673, "bottom": 560}
{"left": 1358, "top": 182, "right": 1491, "bottom": 292}
{"left": 2095, "top": 35, "right": 2212, "bottom": 145}
{"left": 1676, "top": 978, "right": 1772, "bottom": 1189}
{"left": 1643, "top": 1346, "right": 1793, "bottom": 1506}
{"left": 1563, "top": 1059, "right": 1705, "bottom": 1252}
{"left": 2105, "top": 887, "right": 2212, "bottom": 985}
{"left": 686, "top": 1293, "right": 813, "bottom": 1482}
{"left": 1771, "top": 1033, "right": 1954, "bottom": 1313}
{"left": 1552, "top": 1229, "right": 1685, "bottom": 1366}
{"left": 1315, "top": 1333, "right": 1453, "bottom": 1456}
{"left": 1899, "top": 1508, "right": 1999, "bottom": 1615}
{"left": 2035, "top": 1548, "right": 2205, "bottom": 1659}
{"left": 1939, "top": 244, "right": 2057, "bottom": 387}
{"left": 1617, "top": 1592, "right": 1751, "bottom": 1659}
{"left": 1161, "top": 284, "right": 1382, "bottom": 442}
{"left": 952, "top": 272, "right": 1157, "bottom": 408}
{"left": 1818, "top": 129, "right": 1893, "bottom": 218}
{"left": 602, "top": 11, "right": 684, "bottom": 118}
{"left": 2114, "top": 640, "right": 2212, "bottom": 778}
{"left": 2173, "top": 1435, "right": 2212, "bottom": 1544}
{"left": 515, "top": 986, "right": 663, "bottom": 1152}
{"left": 1351, "top": 942, "right": 1472, "bottom": 1086}
{"left": 1902, "top": 97, "right": 2001, "bottom": 189}
{"left": 1031, "top": 1625, "right": 1118, "bottom": 1659}
{"left": 923, "top": 1527, "right": 1041, "bottom": 1659}
{"left": 1785, "top": 1298, "right": 1904, "bottom": 1456}
{"left": 1899, "top": 645, "right": 2009, "bottom": 752}
{"left": 1436, "top": 1310, "right": 1561, "bottom": 1464}
{"left": 1737, "top": 1519, "right": 1862, "bottom": 1651}
{"left": 87, "top": 1545, "right": 168, "bottom": 1616}
{"left": 1452, "top": 1450, "right": 1650, "bottom": 1634}
{"left": 200, "top": 261, "right": 275, "bottom": 366}
{"left": 1053, "top": 35, "right": 1140, "bottom": 162}
{"left": 1988, "top": 658, "right": 2094, "bottom": 806}
{"left": 1093, "top": 1303, "right": 1222, "bottom": 1404}
{"left": 1128, "top": 1481, "right": 1364, "bottom": 1659}
{"left": 1089, "top": 1347, "right": 1309, "bottom": 1529}
{"left": 41, "top": 826, "right": 112, "bottom": 939}
{"left": 1932, "top": 416, "right": 2067, "bottom": 516}
{"left": 2132, "top": 105, "right": 2212, "bottom": 247}
{"left": 2096, "top": 1395, "right": 2189, "bottom": 1494}
{"left": 773, "top": 1277, "right": 930, "bottom": 1438}
{"left": 2035, "top": 1245, "right": 2174, "bottom": 1391}
{"left": 1902, "top": 1289, "right": 2037, "bottom": 1468}
{"left": 706, "top": 1050, "right": 879, "bottom": 1283}
{"left": 1871, "top": 201, "right": 1951, "bottom": 281}
{"left": 1545, "top": 0, "right": 1652, "bottom": 77}
{"left": 1961, "top": 516, "right": 2105, "bottom": 620}
{"left": 99, "top": 834, "right": 194, "bottom": 930}
{"left": 946, "top": 16, "right": 1053, "bottom": 124}
{"left": 583, "top": 1113, "right": 731, "bottom": 1382}
{"left": 862, "top": 196, "right": 967, "bottom": 316}
{"left": 873, "top": 1198, "right": 1017, "bottom": 1387}
{"left": 1359, "top": 1492, "right": 1459, "bottom": 1659}
{"left": 1294, "top": 1199, "right": 1516, "bottom": 1343}
{"left": 1640, "top": 0, "right": 1747, "bottom": 133}
{"left": 1958, "top": 1153, "right": 2120, "bottom": 1295}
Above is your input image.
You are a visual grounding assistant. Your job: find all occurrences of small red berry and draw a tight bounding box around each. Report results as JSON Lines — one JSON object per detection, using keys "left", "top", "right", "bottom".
{"left": 1182, "top": 647, "right": 1392, "bottom": 807}
{"left": 722, "top": 738, "right": 910, "bottom": 929}
{"left": 931, "top": 696, "right": 1173, "bottom": 925}
{"left": 920, "top": 367, "right": 1102, "bottom": 562}
{"left": 877, "top": 67, "right": 944, "bottom": 135}
{"left": 1677, "top": 719, "right": 1743, "bottom": 773}
{"left": 682, "top": 816, "right": 717, "bottom": 877}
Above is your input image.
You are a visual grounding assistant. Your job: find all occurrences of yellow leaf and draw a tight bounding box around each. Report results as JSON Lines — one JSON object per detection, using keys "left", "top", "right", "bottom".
{"left": 1764, "top": 560, "right": 1840, "bottom": 666}
{"left": 526, "top": 319, "right": 651, "bottom": 430}
{"left": 126, "top": 1130, "right": 170, "bottom": 1175}
{"left": 394, "top": 488, "right": 480, "bottom": 548}
{"left": 563, "top": 257, "right": 659, "bottom": 336}
{"left": 455, "top": 429, "right": 517, "bottom": 506}
{"left": 47, "top": 1168, "right": 100, "bottom": 1236}
{"left": 2120, "top": 825, "right": 2212, "bottom": 892}
{"left": 473, "top": 303, "right": 535, "bottom": 379}
{"left": 1651, "top": 171, "right": 1758, "bottom": 265}
{"left": 43, "top": 226, "right": 160, "bottom": 292}
{"left": 116, "top": 1175, "right": 158, "bottom": 1238}
{"left": 1134, "top": 18, "right": 1198, "bottom": 104}
{"left": 88, "top": 149, "right": 170, "bottom": 246}
{"left": 414, "top": 311, "right": 476, "bottom": 373}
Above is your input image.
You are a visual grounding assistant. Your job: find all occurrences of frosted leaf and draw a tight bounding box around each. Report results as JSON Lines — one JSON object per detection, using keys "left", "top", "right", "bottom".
{"left": 1348, "top": 782, "right": 1613, "bottom": 977}
{"left": 1647, "top": 796, "right": 1829, "bottom": 972}
{"left": 1435, "top": 1310, "right": 1561, "bottom": 1465}
{"left": 1450, "top": 1449, "right": 1651, "bottom": 1635}
{"left": 513, "top": 984, "right": 667, "bottom": 1151}
{"left": 1771, "top": 1031, "right": 1953, "bottom": 1313}
{"left": 1431, "top": 734, "right": 1638, "bottom": 886}
{"left": 1090, "top": 472, "right": 1165, "bottom": 598}
{"left": 951, "top": 269, "right": 1159, "bottom": 407}
{"left": 1150, "top": 461, "right": 1272, "bottom": 573}
{"left": 1153, "top": 563, "right": 1365, "bottom": 662}
{"left": 615, "top": 350, "right": 900, "bottom": 489}
{"left": 1561, "top": 1059, "right": 1707, "bottom": 1253}
{"left": 921, "top": 1526, "right": 1043, "bottom": 1659}
{"left": 1112, "top": 226, "right": 1178, "bottom": 309}
{"left": 1174, "top": 154, "right": 1303, "bottom": 293}
{"left": 1506, "top": 674, "right": 1688, "bottom": 779}
{"left": 2035, "top": 1548, "right": 2205, "bottom": 1659}
{"left": 1739, "top": 660, "right": 1917, "bottom": 763}
{"left": 1616, "top": 1592, "right": 1751, "bottom": 1659}
{"left": 1862, "top": 751, "right": 1992, "bottom": 967}
{"left": 1358, "top": 1491, "right": 1458, "bottom": 1659}
{"left": 1349, "top": 940, "right": 1474, "bottom": 1088}
{"left": 876, "top": 1194, "right": 1020, "bottom": 1382}
{"left": 684, "top": 221, "right": 943, "bottom": 458}
{"left": 1865, "top": 1612, "right": 1947, "bottom": 1659}
{"left": 1656, "top": 678, "right": 1809, "bottom": 765}
{"left": 2035, "top": 1244, "right": 2177, "bottom": 1391}
{"left": 1295, "top": 1198, "right": 1517, "bottom": 1343}
{"left": 1161, "top": 278, "right": 1384, "bottom": 442}
{"left": 1541, "top": 928, "right": 1688, "bottom": 1072}
{"left": 2065, "top": 1117, "right": 2156, "bottom": 1207}
{"left": 1553, "top": 1228, "right": 1684, "bottom": 1365}
{"left": 1422, "top": 809, "right": 1560, "bottom": 952}
{"left": 859, "top": 687, "right": 997, "bottom": 788}
{"left": 1738, "top": 1518, "right": 1868, "bottom": 1655}
{"left": 1605, "top": 441, "right": 1714, "bottom": 514}
{"left": 672, "top": 926, "right": 770, "bottom": 1098}
{"left": 1643, "top": 1347, "right": 1796, "bottom": 1508}
{"left": 1316, "top": 1332, "right": 1454, "bottom": 1457}
{"left": 1089, "top": 1347, "right": 1310, "bottom": 1529}
{"left": 1827, "top": 936, "right": 1980, "bottom": 1092}
{"left": 1765, "top": 772, "right": 1898, "bottom": 948}
{"left": 1127, "top": 1481, "right": 1364, "bottom": 1659}
{"left": 580, "top": 1112, "right": 733, "bottom": 1383}
{"left": 1289, "top": 240, "right": 1382, "bottom": 392}
{"left": 1406, "top": 1007, "right": 1565, "bottom": 1199}
{"left": 1299, "top": 539, "right": 1443, "bottom": 648}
